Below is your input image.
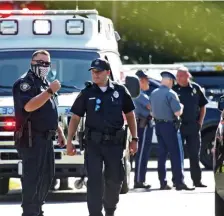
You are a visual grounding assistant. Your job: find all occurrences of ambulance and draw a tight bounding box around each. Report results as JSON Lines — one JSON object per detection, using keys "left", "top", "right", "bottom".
{"left": 0, "top": 9, "right": 138, "bottom": 195}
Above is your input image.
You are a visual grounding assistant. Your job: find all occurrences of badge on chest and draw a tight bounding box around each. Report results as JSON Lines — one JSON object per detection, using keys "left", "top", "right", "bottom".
{"left": 113, "top": 90, "right": 119, "bottom": 98}
{"left": 192, "top": 88, "right": 197, "bottom": 96}
{"left": 111, "top": 90, "right": 121, "bottom": 104}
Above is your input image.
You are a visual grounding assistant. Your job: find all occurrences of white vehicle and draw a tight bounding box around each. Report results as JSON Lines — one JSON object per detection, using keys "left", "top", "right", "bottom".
{"left": 0, "top": 9, "right": 139, "bottom": 195}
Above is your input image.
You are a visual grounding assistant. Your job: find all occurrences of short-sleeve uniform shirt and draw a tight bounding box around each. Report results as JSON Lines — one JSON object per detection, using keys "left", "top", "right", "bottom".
{"left": 150, "top": 85, "right": 181, "bottom": 121}
{"left": 70, "top": 80, "right": 135, "bottom": 132}
{"left": 173, "top": 82, "right": 208, "bottom": 122}
{"left": 13, "top": 71, "right": 58, "bottom": 132}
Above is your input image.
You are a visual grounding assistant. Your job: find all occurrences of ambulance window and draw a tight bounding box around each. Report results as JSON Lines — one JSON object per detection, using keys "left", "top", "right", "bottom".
{"left": 0, "top": 64, "right": 19, "bottom": 86}
{"left": 0, "top": 50, "right": 99, "bottom": 93}
{"left": 102, "top": 52, "right": 122, "bottom": 83}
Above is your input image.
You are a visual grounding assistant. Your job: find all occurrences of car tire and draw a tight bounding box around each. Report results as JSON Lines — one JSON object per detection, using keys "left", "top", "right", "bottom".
{"left": 200, "top": 129, "right": 216, "bottom": 170}
{"left": 0, "top": 177, "right": 9, "bottom": 195}
{"left": 215, "top": 190, "right": 224, "bottom": 216}
{"left": 120, "top": 156, "right": 131, "bottom": 194}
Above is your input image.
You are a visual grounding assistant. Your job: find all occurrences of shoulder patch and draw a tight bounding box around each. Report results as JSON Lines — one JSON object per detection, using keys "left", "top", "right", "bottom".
{"left": 20, "top": 82, "right": 31, "bottom": 92}
{"left": 85, "top": 81, "right": 93, "bottom": 88}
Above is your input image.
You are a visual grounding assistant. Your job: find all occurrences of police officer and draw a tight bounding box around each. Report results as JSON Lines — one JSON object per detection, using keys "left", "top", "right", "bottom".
{"left": 133, "top": 70, "right": 153, "bottom": 189}
{"left": 66, "top": 58, "right": 138, "bottom": 216}
{"left": 12, "top": 50, "right": 66, "bottom": 216}
{"left": 173, "top": 66, "right": 208, "bottom": 188}
{"left": 150, "top": 71, "right": 192, "bottom": 190}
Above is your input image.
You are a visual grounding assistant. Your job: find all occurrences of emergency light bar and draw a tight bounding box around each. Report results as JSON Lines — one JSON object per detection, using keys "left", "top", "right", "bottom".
{"left": 0, "top": 9, "right": 98, "bottom": 16}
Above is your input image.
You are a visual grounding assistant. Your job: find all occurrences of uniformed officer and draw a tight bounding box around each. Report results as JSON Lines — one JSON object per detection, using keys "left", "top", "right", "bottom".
{"left": 150, "top": 71, "right": 192, "bottom": 190}
{"left": 66, "top": 58, "right": 138, "bottom": 216}
{"left": 173, "top": 66, "right": 208, "bottom": 188}
{"left": 133, "top": 70, "right": 153, "bottom": 189}
{"left": 12, "top": 50, "right": 66, "bottom": 216}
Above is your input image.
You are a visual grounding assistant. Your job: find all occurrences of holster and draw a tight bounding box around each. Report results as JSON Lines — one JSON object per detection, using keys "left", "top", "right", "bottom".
{"left": 174, "top": 119, "right": 181, "bottom": 130}
{"left": 46, "top": 130, "right": 56, "bottom": 141}
{"left": 14, "top": 113, "right": 32, "bottom": 148}
{"left": 14, "top": 130, "right": 31, "bottom": 148}
{"left": 114, "top": 128, "right": 126, "bottom": 146}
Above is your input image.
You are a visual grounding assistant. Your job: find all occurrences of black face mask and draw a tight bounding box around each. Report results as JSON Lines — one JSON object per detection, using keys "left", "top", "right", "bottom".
{"left": 30, "top": 64, "right": 50, "bottom": 80}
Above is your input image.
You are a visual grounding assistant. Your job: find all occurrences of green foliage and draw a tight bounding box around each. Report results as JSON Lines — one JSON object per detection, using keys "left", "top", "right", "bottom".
{"left": 43, "top": 1, "right": 224, "bottom": 63}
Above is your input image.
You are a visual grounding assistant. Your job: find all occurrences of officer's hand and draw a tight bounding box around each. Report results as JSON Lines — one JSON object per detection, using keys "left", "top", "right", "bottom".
{"left": 66, "top": 142, "right": 76, "bottom": 156}
{"left": 49, "top": 80, "right": 61, "bottom": 93}
{"left": 129, "top": 140, "right": 138, "bottom": 155}
{"left": 58, "top": 133, "right": 66, "bottom": 148}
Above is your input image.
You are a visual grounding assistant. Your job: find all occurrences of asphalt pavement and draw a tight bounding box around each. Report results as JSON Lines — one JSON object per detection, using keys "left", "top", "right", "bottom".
{"left": 0, "top": 159, "right": 215, "bottom": 216}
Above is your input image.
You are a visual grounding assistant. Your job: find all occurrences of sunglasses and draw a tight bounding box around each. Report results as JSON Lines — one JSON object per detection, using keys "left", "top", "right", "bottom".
{"left": 95, "top": 98, "right": 101, "bottom": 112}
{"left": 35, "top": 60, "right": 51, "bottom": 67}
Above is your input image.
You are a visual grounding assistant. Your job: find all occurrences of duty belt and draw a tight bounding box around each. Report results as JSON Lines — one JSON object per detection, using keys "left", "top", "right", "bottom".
{"left": 88, "top": 131, "right": 116, "bottom": 141}
{"left": 24, "top": 129, "right": 56, "bottom": 140}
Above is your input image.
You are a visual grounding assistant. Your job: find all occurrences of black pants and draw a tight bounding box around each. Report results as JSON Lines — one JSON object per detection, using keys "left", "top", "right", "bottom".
{"left": 85, "top": 140, "right": 125, "bottom": 216}
{"left": 180, "top": 122, "right": 201, "bottom": 184}
{"left": 16, "top": 135, "right": 55, "bottom": 216}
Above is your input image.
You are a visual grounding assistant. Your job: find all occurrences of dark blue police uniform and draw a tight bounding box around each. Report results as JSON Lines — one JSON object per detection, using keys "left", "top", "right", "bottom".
{"left": 173, "top": 81, "right": 208, "bottom": 186}
{"left": 133, "top": 70, "right": 153, "bottom": 188}
{"left": 13, "top": 70, "right": 58, "bottom": 216}
{"left": 70, "top": 59, "right": 135, "bottom": 216}
{"left": 150, "top": 71, "right": 190, "bottom": 190}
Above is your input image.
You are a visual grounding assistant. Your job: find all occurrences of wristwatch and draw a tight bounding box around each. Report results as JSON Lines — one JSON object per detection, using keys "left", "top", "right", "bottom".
{"left": 132, "top": 137, "right": 139, "bottom": 142}
{"left": 47, "top": 88, "right": 54, "bottom": 95}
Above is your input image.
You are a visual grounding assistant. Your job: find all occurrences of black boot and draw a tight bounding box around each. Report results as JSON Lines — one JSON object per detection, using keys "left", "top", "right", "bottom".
{"left": 160, "top": 184, "right": 172, "bottom": 190}
{"left": 176, "top": 183, "right": 195, "bottom": 191}
{"left": 105, "top": 213, "right": 114, "bottom": 216}
{"left": 194, "top": 182, "right": 207, "bottom": 188}
{"left": 134, "top": 182, "right": 151, "bottom": 189}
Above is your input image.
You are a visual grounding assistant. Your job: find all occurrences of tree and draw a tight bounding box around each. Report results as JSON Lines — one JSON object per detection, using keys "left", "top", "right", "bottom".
{"left": 44, "top": 1, "right": 224, "bottom": 63}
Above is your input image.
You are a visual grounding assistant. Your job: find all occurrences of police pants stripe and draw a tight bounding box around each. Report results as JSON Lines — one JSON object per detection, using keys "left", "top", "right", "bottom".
{"left": 177, "top": 130, "right": 184, "bottom": 169}
{"left": 136, "top": 125, "right": 147, "bottom": 182}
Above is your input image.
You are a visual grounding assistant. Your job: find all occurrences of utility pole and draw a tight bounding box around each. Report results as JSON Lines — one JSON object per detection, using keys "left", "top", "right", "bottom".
{"left": 76, "top": 0, "right": 79, "bottom": 10}
{"left": 112, "top": 0, "right": 117, "bottom": 27}
{"left": 149, "top": 54, "right": 152, "bottom": 64}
